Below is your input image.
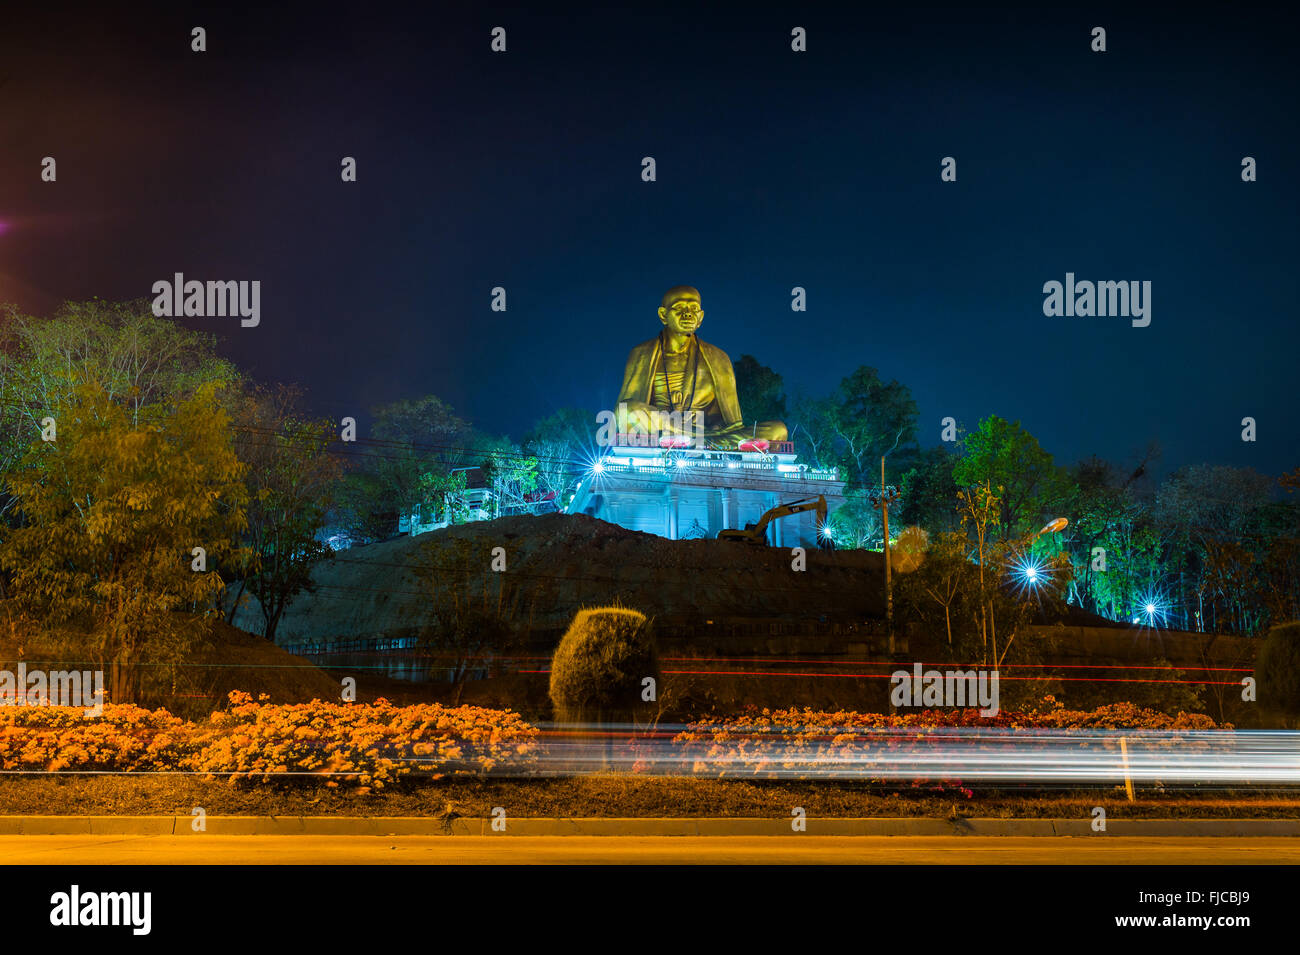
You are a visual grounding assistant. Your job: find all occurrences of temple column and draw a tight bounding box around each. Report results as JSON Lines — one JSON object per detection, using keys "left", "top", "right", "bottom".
{"left": 667, "top": 488, "right": 679, "bottom": 540}
{"left": 721, "top": 488, "right": 735, "bottom": 530}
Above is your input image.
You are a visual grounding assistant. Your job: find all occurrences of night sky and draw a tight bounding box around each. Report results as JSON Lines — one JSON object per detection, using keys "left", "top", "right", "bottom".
{"left": 2, "top": 2, "right": 1296, "bottom": 479}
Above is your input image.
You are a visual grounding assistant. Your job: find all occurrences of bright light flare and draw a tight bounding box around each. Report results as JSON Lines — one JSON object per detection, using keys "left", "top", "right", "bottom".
{"left": 1134, "top": 591, "right": 1170, "bottom": 627}
{"left": 1009, "top": 555, "right": 1049, "bottom": 594}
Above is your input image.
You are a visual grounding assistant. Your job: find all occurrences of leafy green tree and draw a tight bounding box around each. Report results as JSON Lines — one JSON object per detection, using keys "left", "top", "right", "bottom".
{"left": 523, "top": 407, "right": 596, "bottom": 511}
{"left": 900, "top": 445, "right": 960, "bottom": 533}
{"left": 827, "top": 367, "right": 918, "bottom": 487}
{"left": 953, "top": 416, "right": 1068, "bottom": 540}
{"left": 337, "top": 394, "right": 475, "bottom": 537}
{"left": 827, "top": 489, "right": 883, "bottom": 549}
{"left": 0, "top": 299, "right": 239, "bottom": 517}
{"left": 788, "top": 392, "right": 839, "bottom": 473}
{"left": 790, "top": 368, "right": 917, "bottom": 485}
{"left": 0, "top": 380, "right": 247, "bottom": 704}
{"left": 478, "top": 437, "right": 539, "bottom": 517}
{"left": 1260, "top": 472, "right": 1300, "bottom": 628}
{"left": 228, "top": 384, "right": 342, "bottom": 642}
{"left": 958, "top": 480, "right": 1001, "bottom": 662}
{"left": 898, "top": 529, "right": 975, "bottom": 652}
{"left": 1060, "top": 457, "right": 1164, "bottom": 623}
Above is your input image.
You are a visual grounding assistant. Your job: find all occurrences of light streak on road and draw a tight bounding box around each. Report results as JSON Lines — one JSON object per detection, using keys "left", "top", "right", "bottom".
{"left": 510, "top": 725, "right": 1300, "bottom": 786}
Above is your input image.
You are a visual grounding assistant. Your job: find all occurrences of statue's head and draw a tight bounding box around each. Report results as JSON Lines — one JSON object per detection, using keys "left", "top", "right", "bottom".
{"left": 658, "top": 285, "right": 703, "bottom": 337}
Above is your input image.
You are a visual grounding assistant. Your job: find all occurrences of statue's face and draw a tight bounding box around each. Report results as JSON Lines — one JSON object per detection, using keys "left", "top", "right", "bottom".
{"left": 658, "top": 294, "right": 704, "bottom": 336}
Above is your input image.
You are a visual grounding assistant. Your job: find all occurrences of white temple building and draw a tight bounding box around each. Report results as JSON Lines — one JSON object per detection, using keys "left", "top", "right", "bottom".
{"left": 566, "top": 439, "right": 845, "bottom": 548}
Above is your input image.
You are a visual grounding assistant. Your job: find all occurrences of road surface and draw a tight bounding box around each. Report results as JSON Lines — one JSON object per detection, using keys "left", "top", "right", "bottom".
{"left": 2, "top": 835, "right": 1297, "bottom": 864}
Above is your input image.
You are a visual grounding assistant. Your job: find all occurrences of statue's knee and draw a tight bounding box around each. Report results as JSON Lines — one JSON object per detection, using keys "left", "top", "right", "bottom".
{"left": 756, "top": 420, "right": 788, "bottom": 442}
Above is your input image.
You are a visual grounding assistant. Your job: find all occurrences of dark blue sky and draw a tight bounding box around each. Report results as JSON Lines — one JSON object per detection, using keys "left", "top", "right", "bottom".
{"left": 2, "top": 1, "right": 1296, "bottom": 480}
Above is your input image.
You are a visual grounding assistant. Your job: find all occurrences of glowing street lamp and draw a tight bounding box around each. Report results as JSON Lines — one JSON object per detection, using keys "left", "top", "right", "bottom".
{"left": 1037, "top": 517, "right": 1069, "bottom": 538}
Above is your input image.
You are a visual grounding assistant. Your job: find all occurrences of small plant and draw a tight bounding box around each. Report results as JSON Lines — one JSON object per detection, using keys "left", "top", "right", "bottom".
{"left": 548, "top": 606, "right": 660, "bottom": 726}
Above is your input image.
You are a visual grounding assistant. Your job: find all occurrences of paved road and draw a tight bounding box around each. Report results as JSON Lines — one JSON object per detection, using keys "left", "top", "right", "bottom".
{"left": 3, "top": 835, "right": 1297, "bottom": 864}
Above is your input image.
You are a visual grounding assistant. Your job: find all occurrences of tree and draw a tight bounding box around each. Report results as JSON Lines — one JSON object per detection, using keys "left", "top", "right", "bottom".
{"left": 825, "top": 367, "right": 918, "bottom": 487}
{"left": 900, "top": 445, "right": 960, "bottom": 533}
{"left": 898, "top": 530, "right": 973, "bottom": 651}
{"left": 789, "top": 392, "right": 838, "bottom": 473}
{"left": 1155, "top": 465, "right": 1278, "bottom": 634}
{"left": 987, "top": 536, "right": 1071, "bottom": 668}
{"left": 733, "top": 355, "right": 786, "bottom": 425}
{"left": 789, "top": 368, "right": 918, "bottom": 485}
{"left": 958, "top": 480, "right": 1001, "bottom": 662}
{"left": 1060, "top": 457, "right": 1164, "bottom": 623}
{"left": 827, "top": 489, "right": 883, "bottom": 549}
{"left": 0, "top": 299, "right": 239, "bottom": 518}
{"left": 418, "top": 538, "right": 520, "bottom": 699}
{"left": 479, "top": 438, "right": 540, "bottom": 517}
{"left": 0, "top": 380, "right": 247, "bottom": 704}
{"left": 524, "top": 407, "right": 596, "bottom": 510}
{"left": 1260, "top": 471, "right": 1300, "bottom": 629}
{"left": 337, "top": 394, "right": 474, "bottom": 538}
{"left": 953, "top": 416, "right": 1068, "bottom": 540}
{"left": 229, "top": 384, "right": 343, "bottom": 642}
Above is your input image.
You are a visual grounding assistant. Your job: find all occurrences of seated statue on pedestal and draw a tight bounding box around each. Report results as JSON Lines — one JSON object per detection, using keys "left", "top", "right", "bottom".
{"left": 617, "top": 285, "right": 788, "bottom": 450}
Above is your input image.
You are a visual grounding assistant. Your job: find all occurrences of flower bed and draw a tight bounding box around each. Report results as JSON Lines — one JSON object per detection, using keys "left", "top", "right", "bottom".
{"left": 0, "top": 703, "right": 185, "bottom": 773}
{"left": 184, "top": 692, "right": 540, "bottom": 788}
{"left": 670, "top": 698, "right": 1229, "bottom": 790}
{"left": 0, "top": 692, "right": 540, "bottom": 788}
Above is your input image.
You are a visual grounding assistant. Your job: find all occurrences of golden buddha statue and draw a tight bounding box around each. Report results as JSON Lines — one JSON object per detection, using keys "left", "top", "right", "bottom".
{"left": 617, "top": 286, "right": 788, "bottom": 449}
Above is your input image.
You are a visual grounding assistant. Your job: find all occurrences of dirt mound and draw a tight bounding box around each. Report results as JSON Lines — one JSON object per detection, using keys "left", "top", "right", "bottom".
{"left": 232, "top": 513, "right": 888, "bottom": 647}
{"left": 233, "top": 513, "right": 1131, "bottom": 656}
{"left": 0, "top": 618, "right": 339, "bottom": 718}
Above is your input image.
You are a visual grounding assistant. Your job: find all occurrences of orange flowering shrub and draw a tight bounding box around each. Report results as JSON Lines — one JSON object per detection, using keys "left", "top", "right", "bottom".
{"left": 182, "top": 692, "right": 541, "bottom": 788}
{"left": 1024, "top": 697, "right": 1223, "bottom": 731}
{"left": 0, "top": 704, "right": 186, "bottom": 773}
{"left": 0, "top": 693, "right": 539, "bottom": 788}
{"left": 672, "top": 699, "right": 1229, "bottom": 787}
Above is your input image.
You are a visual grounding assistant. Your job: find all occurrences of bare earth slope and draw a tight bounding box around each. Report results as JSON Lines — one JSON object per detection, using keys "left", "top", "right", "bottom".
{"left": 233, "top": 513, "right": 888, "bottom": 647}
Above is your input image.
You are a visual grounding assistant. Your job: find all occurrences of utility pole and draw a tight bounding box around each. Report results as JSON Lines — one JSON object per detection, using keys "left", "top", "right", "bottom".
{"left": 881, "top": 455, "right": 894, "bottom": 655}
{"left": 875, "top": 429, "right": 906, "bottom": 657}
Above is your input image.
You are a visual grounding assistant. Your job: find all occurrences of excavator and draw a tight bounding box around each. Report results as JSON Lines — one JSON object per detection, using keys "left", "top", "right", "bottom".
{"left": 717, "top": 495, "right": 830, "bottom": 547}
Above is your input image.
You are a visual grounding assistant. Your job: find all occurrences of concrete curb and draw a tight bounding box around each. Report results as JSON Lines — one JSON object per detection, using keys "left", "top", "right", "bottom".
{"left": 0, "top": 816, "right": 1297, "bottom": 837}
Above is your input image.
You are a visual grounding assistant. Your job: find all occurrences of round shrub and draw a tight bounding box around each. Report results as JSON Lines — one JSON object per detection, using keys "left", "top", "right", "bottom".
{"left": 548, "top": 607, "right": 659, "bottom": 725}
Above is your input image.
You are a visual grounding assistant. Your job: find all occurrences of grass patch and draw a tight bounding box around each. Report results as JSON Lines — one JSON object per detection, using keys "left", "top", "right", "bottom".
{"left": 0, "top": 774, "right": 1296, "bottom": 819}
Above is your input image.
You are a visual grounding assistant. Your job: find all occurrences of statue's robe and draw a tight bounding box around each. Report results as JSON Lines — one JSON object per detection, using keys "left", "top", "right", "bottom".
{"left": 617, "top": 335, "right": 743, "bottom": 431}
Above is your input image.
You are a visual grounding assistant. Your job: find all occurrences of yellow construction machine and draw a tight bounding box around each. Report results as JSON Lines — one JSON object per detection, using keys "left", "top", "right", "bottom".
{"left": 717, "top": 495, "right": 828, "bottom": 546}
